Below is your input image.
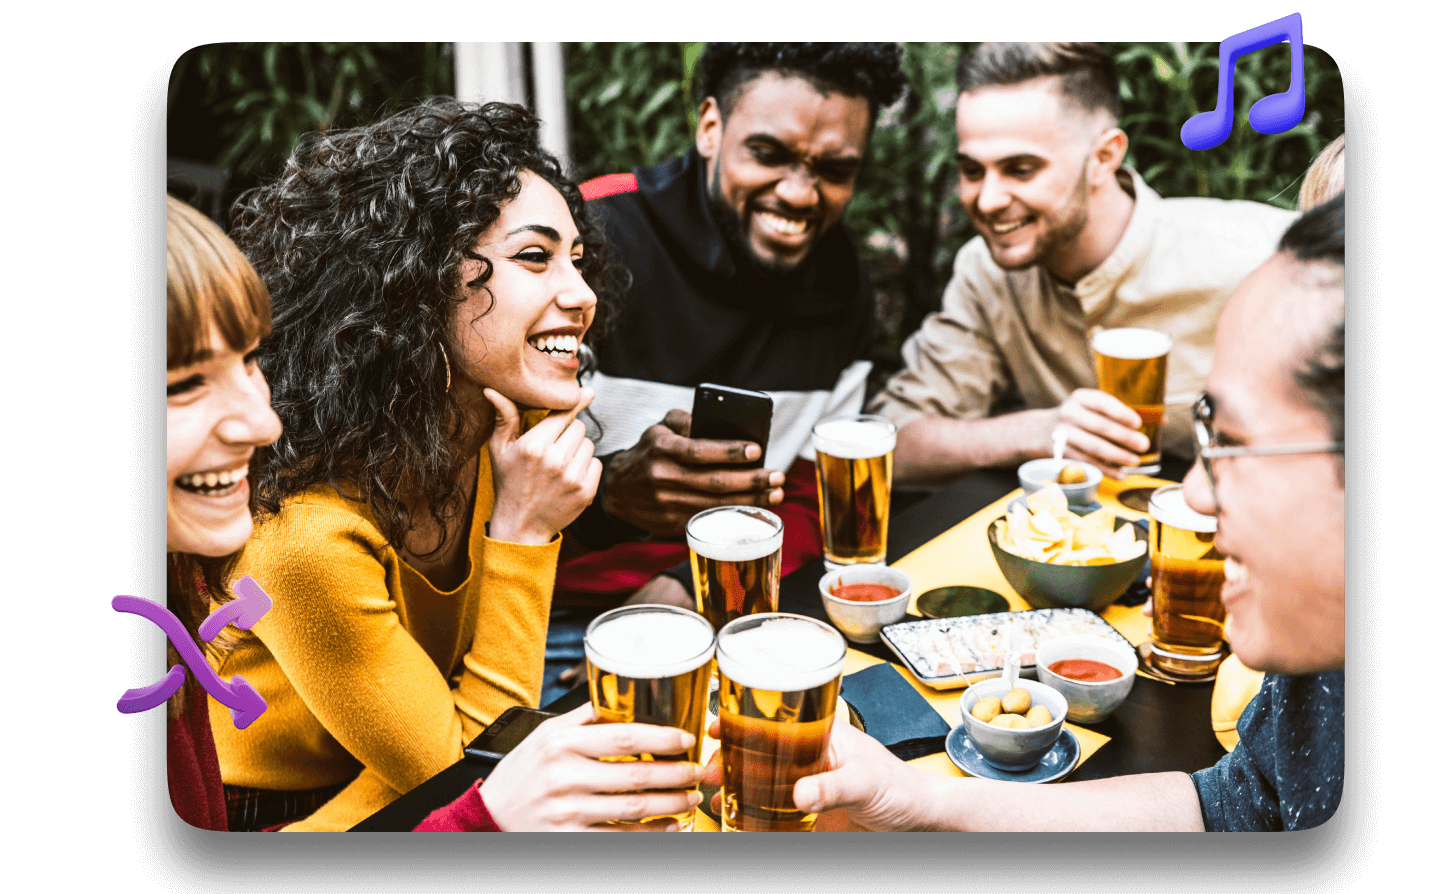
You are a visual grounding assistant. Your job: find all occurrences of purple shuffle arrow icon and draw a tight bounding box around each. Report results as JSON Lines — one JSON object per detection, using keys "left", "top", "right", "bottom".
{"left": 113, "top": 575, "right": 272, "bottom": 728}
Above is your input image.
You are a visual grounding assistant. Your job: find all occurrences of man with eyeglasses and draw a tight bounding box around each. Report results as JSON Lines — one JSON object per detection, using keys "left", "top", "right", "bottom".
{"left": 754, "top": 194, "right": 1345, "bottom": 832}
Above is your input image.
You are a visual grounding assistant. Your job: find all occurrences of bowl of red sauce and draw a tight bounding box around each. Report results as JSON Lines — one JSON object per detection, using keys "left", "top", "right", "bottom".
{"left": 818, "top": 566, "right": 912, "bottom": 644}
{"left": 1035, "top": 634, "right": 1138, "bottom": 723}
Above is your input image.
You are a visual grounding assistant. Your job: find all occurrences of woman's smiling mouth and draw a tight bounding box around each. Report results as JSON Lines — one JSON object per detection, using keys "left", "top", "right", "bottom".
{"left": 175, "top": 464, "right": 249, "bottom": 497}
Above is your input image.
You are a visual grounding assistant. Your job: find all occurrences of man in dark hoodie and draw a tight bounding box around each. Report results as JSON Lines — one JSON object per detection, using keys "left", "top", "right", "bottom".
{"left": 544, "top": 44, "right": 907, "bottom": 698}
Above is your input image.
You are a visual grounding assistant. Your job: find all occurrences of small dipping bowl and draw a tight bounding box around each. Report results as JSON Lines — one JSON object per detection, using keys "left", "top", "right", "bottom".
{"left": 818, "top": 565, "right": 912, "bottom": 644}
{"left": 1018, "top": 458, "right": 1102, "bottom": 506}
{"left": 959, "top": 678, "right": 1068, "bottom": 771}
{"left": 1036, "top": 634, "right": 1138, "bottom": 724}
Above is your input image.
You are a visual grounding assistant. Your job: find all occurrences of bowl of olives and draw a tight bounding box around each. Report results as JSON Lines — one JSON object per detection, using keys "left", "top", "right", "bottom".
{"left": 959, "top": 679, "right": 1069, "bottom": 771}
{"left": 1018, "top": 458, "right": 1102, "bottom": 506}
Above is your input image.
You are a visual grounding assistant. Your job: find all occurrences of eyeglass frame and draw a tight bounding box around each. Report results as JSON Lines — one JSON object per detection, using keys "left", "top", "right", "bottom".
{"left": 1192, "top": 392, "right": 1344, "bottom": 507}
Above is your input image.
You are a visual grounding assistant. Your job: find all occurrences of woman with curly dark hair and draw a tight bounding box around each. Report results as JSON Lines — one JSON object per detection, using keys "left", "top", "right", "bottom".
{"left": 211, "top": 99, "right": 700, "bottom": 832}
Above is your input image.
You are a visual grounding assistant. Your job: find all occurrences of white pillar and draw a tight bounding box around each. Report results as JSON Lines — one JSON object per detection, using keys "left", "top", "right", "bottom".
{"left": 530, "top": 42, "right": 570, "bottom": 168}
{"left": 453, "top": 42, "right": 526, "bottom": 106}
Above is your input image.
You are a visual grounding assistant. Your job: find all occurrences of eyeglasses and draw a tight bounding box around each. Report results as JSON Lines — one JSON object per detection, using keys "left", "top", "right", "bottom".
{"left": 1192, "top": 392, "right": 1344, "bottom": 507}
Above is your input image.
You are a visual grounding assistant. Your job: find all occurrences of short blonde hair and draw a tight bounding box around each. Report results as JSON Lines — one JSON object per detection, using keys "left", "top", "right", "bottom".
{"left": 167, "top": 194, "right": 271, "bottom": 369}
{"left": 1298, "top": 134, "right": 1345, "bottom": 211}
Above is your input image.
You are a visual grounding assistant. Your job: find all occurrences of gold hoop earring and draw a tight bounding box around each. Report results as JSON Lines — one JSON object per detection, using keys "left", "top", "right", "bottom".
{"left": 438, "top": 343, "right": 451, "bottom": 394}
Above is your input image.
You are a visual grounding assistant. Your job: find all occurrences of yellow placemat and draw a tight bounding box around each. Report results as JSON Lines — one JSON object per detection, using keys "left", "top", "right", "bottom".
{"left": 839, "top": 649, "right": 1108, "bottom": 781}
{"left": 893, "top": 475, "right": 1172, "bottom": 659}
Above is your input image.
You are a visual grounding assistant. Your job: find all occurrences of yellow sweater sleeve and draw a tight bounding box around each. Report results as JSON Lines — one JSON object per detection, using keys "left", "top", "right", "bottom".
{"left": 224, "top": 493, "right": 558, "bottom": 832}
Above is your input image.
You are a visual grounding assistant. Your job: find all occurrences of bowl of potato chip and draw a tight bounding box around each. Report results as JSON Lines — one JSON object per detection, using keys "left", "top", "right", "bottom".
{"left": 1017, "top": 458, "right": 1102, "bottom": 506}
{"left": 987, "top": 485, "right": 1149, "bottom": 612}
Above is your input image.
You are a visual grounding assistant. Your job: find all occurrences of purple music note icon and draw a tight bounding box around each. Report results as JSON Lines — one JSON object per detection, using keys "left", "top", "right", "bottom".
{"left": 1181, "top": 13, "right": 1306, "bottom": 151}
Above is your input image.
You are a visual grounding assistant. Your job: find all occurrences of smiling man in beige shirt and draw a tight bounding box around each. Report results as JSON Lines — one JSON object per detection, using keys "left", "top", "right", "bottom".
{"left": 870, "top": 43, "right": 1295, "bottom": 485}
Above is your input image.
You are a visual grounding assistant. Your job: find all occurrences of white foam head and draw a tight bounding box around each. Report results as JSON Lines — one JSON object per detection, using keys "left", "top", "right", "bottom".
{"left": 585, "top": 608, "right": 715, "bottom": 678}
{"left": 1149, "top": 485, "right": 1217, "bottom": 533}
{"left": 1092, "top": 328, "right": 1172, "bottom": 360}
{"left": 686, "top": 507, "right": 783, "bottom": 562}
{"left": 811, "top": 416, "right": 897, "bottom": 460}
{"left": 716, "top": 616, "right": 845, "bottom": 691}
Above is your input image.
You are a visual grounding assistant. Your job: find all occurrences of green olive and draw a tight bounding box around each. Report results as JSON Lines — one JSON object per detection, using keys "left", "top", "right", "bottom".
{"left": 1002, "top": 688, "right": 1032, "bottom": 715}
{"left": 1025, "top": 705, "right": 1054, "bottom": 727}
{"left": 990, "top": 713, "right": 1027, "bottom": 729}
{"left": 1057, "top": 465, "right": 1088, "bottom": 484}
{"left": 972, "top": 696, "right": 1003, "bottom": 724}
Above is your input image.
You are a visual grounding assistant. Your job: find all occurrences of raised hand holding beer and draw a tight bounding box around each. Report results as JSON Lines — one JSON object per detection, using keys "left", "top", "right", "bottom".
{"left": 1046, "top": 388, "right": 1150, "bottom": 479}
{"left": 479, "top": 703, "right": 703, "bottom": 833}
{"left": 601, "top": 409, "right": 786, "bottom": 538}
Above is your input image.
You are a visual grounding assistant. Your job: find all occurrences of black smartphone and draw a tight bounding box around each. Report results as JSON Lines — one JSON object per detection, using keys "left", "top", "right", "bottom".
{"left": 463, "top": 706, "right": 557, "bottom": 764}
{"left": 688, "top": 383, "right": 773, "bottom": 468}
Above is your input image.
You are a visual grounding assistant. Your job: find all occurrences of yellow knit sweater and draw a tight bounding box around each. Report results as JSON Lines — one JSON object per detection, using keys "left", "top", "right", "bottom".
{"left": 208, "top": 443, "right": 559, "bottom": 832}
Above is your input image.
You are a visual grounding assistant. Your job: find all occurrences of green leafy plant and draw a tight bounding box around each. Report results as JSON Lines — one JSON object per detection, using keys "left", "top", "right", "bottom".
{"left": 169, "top": 43, "right": 453, "bottom": 193}
{"left": 563, "top": 42, "right": 699, "bottom": 179}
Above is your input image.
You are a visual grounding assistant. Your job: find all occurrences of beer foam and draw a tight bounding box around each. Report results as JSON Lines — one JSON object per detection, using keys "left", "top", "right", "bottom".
{"left": 811, "top": 417, "right": 897, "bottom": 460}
{"left": 686, "top": 507, "right": 782, "bottom": 562}
{"left": 586, "top": 610, "right": 715, "bottom": 678}
{"left": 716, "top": 618, "right": 845, "bottom": 691}
{"left": 1149, "top": 487, "right": 1217, "bottom": 533}
{"left": 1091, "top": 327, "right": 1172, "bottom": 360}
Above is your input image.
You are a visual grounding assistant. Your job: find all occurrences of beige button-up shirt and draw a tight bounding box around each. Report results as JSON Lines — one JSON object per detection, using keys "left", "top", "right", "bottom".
{"left": 870, "top": 169, "right": 1297, "bottom": 459}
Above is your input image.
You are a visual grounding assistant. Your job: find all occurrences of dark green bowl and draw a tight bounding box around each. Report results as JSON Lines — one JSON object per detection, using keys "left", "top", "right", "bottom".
{"left": 986, "top": 513, "right": 1148, "bottom": 612}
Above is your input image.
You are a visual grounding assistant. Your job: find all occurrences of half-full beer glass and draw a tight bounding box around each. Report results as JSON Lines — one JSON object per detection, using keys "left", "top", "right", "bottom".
{"left": 716, "top": 613, "right": 846, "bottom": 832}
{"left": 1148, "top": 484, "right": 1227, "bottom": 679}
{"left": 584, "top": 604, "right": 715, "bottom": 831}
{"left": 1092, "top": 327, "right": 1172, "bottom": 474}
{"left": 686, "top": 506, "right": 782, "bottom": 630}
{"left": 812, "top": 415, "right": 896, "bottom": 569}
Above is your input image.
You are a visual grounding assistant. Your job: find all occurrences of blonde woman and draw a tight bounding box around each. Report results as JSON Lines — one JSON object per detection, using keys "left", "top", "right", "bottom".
{"left": 165, "top": 194, "right": 283, "bottom": 829}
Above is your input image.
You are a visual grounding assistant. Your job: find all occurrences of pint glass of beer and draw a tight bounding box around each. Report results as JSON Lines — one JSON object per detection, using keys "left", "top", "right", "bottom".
{"left": 584, "top": 604, "right": 716, "bottom": 831}
{"left": 1148, "top": 484, "right": 1227, "bottom": 679}
{"left": 811, "top": 415, "right": 897, "bottom": 569}
{"left": 1091, "top": 327, "right": 1173, "bottom": 474}
{"left": 686, "top": 506, "right": 783, "bottom": 630}
{"left": 716, "top": 613, "right": 846, "bottom": 832}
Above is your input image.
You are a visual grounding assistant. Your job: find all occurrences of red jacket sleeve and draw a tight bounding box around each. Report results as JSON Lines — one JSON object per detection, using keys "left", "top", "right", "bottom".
{"left": 771, "top": 458, "right": 823, "bottom": 576}
{"left": 412, "top": 779, "right": 502, "bottom": 832}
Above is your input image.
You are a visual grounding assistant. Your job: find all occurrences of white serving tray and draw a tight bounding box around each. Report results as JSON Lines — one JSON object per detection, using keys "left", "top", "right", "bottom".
{"left": 879, "top": 607, "right": 1135, "bottom": 690}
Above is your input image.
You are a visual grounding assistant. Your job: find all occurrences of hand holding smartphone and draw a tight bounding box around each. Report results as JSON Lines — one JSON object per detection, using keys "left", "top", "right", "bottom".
{"left": 688, "top": 383, "right": 774, "bottom": 469}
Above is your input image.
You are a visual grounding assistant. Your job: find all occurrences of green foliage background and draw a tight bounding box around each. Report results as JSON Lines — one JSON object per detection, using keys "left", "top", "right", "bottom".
{"left": 168, "top": 41, "right": 1343, "bottom": 369}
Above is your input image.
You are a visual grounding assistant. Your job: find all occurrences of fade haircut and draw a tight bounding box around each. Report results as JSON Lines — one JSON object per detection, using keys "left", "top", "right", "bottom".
{"left": 697, "top": 43, "right": 907, "bottom": 121}
{"left": 1279, "top": 192, "right": 1345, "bottom": 476}
{"left": 957, "top": 42, "right": 1121, "bottom": 120}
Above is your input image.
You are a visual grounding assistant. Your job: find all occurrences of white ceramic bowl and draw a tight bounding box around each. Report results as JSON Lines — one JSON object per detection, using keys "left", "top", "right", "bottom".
{"left": 1035, "top": 634, "right": 1138, "bottom": 724}
{"left": 818, "top": 565, "right": 912, "bottom": 644}
{"left": 1017, "top": 458, "right": 1102, "bottom": 506}
{"left": 959, "top": 678, "right": 1068, "bottom": 771}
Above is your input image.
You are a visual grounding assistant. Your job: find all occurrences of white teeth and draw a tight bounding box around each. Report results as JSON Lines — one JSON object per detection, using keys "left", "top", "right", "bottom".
{"left": 990, "top": 220, "right": 1025, "bottom": 234}
{"left": 531, "top": 334, "right": 579, "bottom": 357}
{"left": 757, "top": 211, "right": 810, "bottom": 237}
{"left": 178, "top": 465, "right": 248, "bottom": 490}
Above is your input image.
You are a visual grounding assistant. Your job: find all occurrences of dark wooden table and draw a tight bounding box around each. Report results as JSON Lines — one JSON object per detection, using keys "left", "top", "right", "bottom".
{"left": 354, "top": 465, "right": 1224, "bottom": 832}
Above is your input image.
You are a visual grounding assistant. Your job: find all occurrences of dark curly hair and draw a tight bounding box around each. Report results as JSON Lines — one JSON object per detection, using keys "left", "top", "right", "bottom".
{"left": 230, "top": 98, "right": 619, "bottom": 555}
{"left": 696, "top": 43, "right": 907, "bottom": 121}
